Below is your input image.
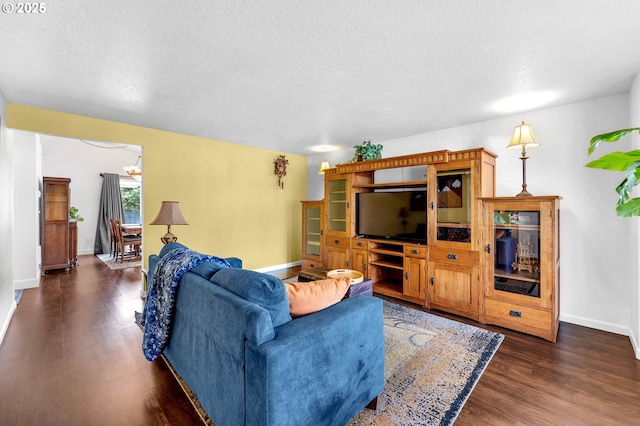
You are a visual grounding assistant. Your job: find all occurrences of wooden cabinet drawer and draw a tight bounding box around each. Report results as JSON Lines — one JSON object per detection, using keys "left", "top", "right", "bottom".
{"left": 301, "top": 259, "right": 323, "bottom": 270}
{"left": 327, "top": 237, "right": 350, "bottom": 249}
{"left": 429, "top": 248, "right": 478, "bottom": 266}
{"left": 484, "top": 299, "right": 552, "bottom": 331}
{"left": 351, "top": 238, "right": 368, "bottom": 249}
{"left": 404, "top": 245, "right": 427, "bottom": 258}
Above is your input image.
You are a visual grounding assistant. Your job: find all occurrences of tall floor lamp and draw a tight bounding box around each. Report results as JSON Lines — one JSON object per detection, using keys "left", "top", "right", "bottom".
{"left": 507, "top": 121, "right": 540, "bottom": 197}
{"left": 150, "top": 201, "right": 189, "bottom": 244}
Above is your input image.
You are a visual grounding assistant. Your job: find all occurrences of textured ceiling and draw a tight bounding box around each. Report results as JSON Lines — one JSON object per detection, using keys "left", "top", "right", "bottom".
{"left": 1, "top": 1, "right": 640, "bottom": 155}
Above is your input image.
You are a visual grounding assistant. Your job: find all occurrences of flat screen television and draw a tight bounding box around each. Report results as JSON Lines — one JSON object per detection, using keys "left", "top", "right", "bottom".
{"left": 356, "top": 190, "right": 427, "bottom": 243}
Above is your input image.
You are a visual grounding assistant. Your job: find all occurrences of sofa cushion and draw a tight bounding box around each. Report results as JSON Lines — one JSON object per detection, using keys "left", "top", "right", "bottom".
{"left": 189, "top": 262, "right": 229, "bottom": 280}
{"left": 285, "top": 278, "right": 350, "bottom": 317}
{"left": 211, "top": 269, "right": 291, "bottom": 327}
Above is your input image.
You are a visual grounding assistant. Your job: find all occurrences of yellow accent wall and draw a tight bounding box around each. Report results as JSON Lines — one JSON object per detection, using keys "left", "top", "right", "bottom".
{"left": 7, "top": 103, "right": 307, "bottom": 269}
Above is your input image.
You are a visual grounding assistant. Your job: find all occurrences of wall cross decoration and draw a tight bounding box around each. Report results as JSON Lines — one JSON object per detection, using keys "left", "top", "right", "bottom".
{"left": 274, "top": 155, "right": 289, "bottom": 189}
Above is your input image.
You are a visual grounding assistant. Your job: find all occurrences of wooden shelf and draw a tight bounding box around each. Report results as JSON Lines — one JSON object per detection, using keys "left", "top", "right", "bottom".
{"left": 369, "top": 260, "right": 403, "bottom": 270}
{"left": 369, "top": 247, "right": 403, "bottom": 256}
{"left": 373, "top": 280, "right": 403, "bottom": 297}
{"left": 353, "top": 181, "right": 427, "bottom": 189}
{"left": 495, "top": 268, "right": 540, "bottom": 283}
{"left": 495, "top": 223, "right": 540, "bottom": 231}
{"left": 437, "top": 222, "right": 471, "bottom": 228}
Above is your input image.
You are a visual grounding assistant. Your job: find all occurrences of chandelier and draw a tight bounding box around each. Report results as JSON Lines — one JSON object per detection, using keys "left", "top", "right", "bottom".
{"left": 123, "top": 155, "right": 142, "bottom": 181}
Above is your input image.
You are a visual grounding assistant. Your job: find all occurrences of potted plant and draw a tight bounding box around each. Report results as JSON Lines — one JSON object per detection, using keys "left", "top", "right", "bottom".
{"left": 586, "top": 128, "right": 640, "bottom": 217}
{"left": 69, "top": 206, "right": 85, "bottom": 222}
{"left": 351, "top": 140, "right": 383, "bottom": 162}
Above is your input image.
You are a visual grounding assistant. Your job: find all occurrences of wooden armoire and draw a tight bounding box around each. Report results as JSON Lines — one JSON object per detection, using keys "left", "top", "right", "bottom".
{"left": 41, "top": 177, "right": 71, "bottom": 275}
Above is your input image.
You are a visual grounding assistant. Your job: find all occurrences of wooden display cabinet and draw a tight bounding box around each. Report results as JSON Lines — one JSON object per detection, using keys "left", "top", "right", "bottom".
{"left": 323, "top": 170, "right": 372, "bottom": 238}
{"left": 481, "top": 196, "right": 561, "bottom": 342}
{"left": 300, "top": 200, "right": 324, "bottom": 269}
{"left": 42, "top": 177, "right": 71, "bottom": 274}
{"left": 312, "top": 149, "right": 496, "bottom": 316}
{"left": 426, "top": 150, "right": 496, "bottom": 320}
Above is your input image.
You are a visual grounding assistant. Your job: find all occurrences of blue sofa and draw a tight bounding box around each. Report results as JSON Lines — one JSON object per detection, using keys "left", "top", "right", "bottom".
{"left": 147, "top": 243, "right": 385, "bottom": 426}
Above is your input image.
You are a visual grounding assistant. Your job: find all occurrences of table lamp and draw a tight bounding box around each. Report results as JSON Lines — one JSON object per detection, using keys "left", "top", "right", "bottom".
{"left": 507, "top": 121, "right": 540, "bottom": 197}
{"left": 150, "top": 201, "right": 189, "bottom": 244}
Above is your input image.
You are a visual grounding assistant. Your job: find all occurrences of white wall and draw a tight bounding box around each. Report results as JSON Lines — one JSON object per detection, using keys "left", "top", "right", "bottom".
{"left": 629, "top": 74, "right": 640, "bottom": 359}
{"left": 309, "top": 93, "right": 636, "bottom": 338}
{"left": 39, "top": 135, "right": 141, "bottom": 255}
{"left": 12, "top": 131, "right": 41, "bottom": 288}
{"left": 0, "top": 89, "right": 16, "bottom": 346}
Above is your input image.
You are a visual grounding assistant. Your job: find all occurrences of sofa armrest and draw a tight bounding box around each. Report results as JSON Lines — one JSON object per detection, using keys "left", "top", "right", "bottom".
{"left": 225, "top": 257, "right": 242, "bottom": 268}
{"left": 245, "top": 296, "right": 385, "bottom": 426}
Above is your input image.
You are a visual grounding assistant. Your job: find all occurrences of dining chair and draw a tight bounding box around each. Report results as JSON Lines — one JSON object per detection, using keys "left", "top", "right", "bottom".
{"left": 108, "top": 218, "right": 118, "bottom": 258}
{"left": 113, "top": 218, "right": 142, "bottom": 263}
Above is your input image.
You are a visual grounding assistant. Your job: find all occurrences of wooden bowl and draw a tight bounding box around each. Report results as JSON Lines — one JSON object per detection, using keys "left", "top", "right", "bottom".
{"left": 327, "top": 269, "right": 364, "bottom": 284}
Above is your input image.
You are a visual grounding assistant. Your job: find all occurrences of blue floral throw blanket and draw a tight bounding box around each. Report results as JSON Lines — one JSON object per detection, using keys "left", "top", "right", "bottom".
{"left": 141, "top": 247, "right": 231, "bottom": 361}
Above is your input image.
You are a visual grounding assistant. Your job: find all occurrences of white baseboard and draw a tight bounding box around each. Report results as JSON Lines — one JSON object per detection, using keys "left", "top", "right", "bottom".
{"left": 14, "top": 278, "right": 39, "bottom": 290}
{"left": 79, "top": 249, "right": 94, "bottom": 256}
{"left": 0, "top": 300, "right": 17, "bottom": 348}
{"left": 629, "top": 329, "right": 640, "bottom": 360}
{"left": 559, "top": 312, "right": 629, "bottom": 336}
{"left": 253, "top": 261, "right": 302, "bottom": 274}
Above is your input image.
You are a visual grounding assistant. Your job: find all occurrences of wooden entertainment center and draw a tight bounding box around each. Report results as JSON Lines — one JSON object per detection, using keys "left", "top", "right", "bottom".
{"left": 301, "top": 148, "right": 561, "bottom": 342}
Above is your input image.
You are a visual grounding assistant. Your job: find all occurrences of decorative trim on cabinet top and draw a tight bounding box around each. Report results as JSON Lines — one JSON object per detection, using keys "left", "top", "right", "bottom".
{"left": 326, "top": 148, "right": 499, "bottom": 175}
{"left": 335, "top": 150, "right": 450, "bottom": 173}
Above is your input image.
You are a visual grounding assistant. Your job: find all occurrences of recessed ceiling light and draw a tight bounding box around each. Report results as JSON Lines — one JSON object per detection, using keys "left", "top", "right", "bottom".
{"left": 492, "top": 91, "right": 557, "bottom": 113}
{"left": 310, "top": 144, "right": 341, "bottom": 153}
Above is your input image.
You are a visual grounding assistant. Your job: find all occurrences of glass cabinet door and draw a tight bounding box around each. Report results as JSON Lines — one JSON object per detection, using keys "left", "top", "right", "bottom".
{"left": 304, "top": 206, "right": 322, "bottom": 256}
{"left": 328, "top": 177, "right": 348, "bottom": 233}
{"left": 436, "top": 168, "right": 471, "bottom": 243}
{"left": 491, "top": 209, "right": 541, "bottom": 298}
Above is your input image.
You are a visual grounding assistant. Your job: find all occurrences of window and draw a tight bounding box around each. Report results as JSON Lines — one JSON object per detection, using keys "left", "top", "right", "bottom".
{"left": 120, "top": 180, "right": 141, "bottom": 224}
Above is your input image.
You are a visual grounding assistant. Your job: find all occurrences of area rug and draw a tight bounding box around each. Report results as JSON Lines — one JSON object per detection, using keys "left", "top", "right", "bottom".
{"left": 136, "top": 299, "right": 502, "bottom": 425}
{"left": 96, "top": 253, "right": 141, "bottom": 270}
{"left": 349, "top": 301, "right": 503, "bottom": 425}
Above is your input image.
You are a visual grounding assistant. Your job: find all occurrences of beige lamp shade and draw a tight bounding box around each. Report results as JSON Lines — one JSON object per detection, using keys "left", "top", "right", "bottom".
{"left": 150, "top": 201, "right": 189, "bottom": 244}
{"left": 318, "top": 159, "right": 331, "bottom": 174}
{"left": 507, "top": 121, "right": 539, "bottom": 150}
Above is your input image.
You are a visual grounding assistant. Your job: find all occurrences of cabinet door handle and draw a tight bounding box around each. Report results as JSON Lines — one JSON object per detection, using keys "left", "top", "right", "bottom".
{"left": 430, "top": 277, "right": 435, "bottom": 286}
{"left": 346, "top": 260, "right": 350, "bottom": 267}
{"left": 357, "top": 242, "right": 363, "bottom": 247}
{"left": 411, "top": 249, "right": 419, "bottom": 254}
{"left": 430, "top": 201, "right": 435, "bottom": 210}
{"left": 334, "top": 239, "right": 340, "bottom": 244}
{"left": 485, "top": 244, "right": 491, "bottom": 254}
{"left": 405, "top": 272, "right": 409, "bottom": 280}
{"left": 447, "top": 254, "right": 458, "bottom": 260}
{"left": 509, "top": 310, "right": 522, "bottom": 318}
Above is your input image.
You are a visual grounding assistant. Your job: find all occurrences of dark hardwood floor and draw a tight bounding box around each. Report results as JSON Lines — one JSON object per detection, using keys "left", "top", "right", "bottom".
{"left": 1, "top": 255, "right": 638, "bottom": 425}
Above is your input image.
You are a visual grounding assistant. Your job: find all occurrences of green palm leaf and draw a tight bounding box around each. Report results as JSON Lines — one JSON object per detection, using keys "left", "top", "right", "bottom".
{"left": 586, "top": 127, "right": 640, "bottom": 217}
{"left": 585, "top": 151, "right": 640, "bottom": 171}
{"left": 616, "top": 198, "right": 640, "bottom": 217}
{"left": 588, "top": 128, "right": 640, "bottom": 155}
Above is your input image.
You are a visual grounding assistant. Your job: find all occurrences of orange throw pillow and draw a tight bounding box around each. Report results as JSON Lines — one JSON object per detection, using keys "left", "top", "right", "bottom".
{"left": 285, "top": 278, "right": 350, "bottom": 317}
